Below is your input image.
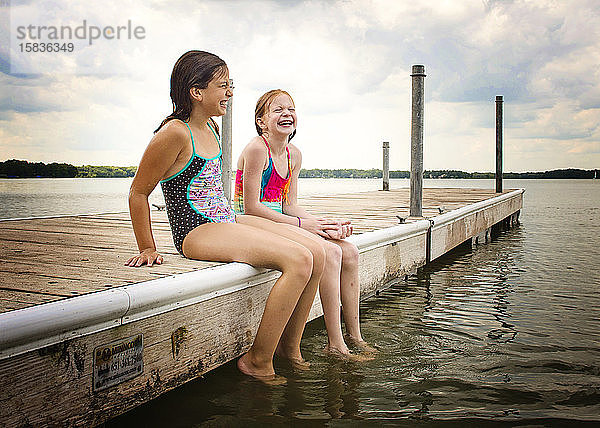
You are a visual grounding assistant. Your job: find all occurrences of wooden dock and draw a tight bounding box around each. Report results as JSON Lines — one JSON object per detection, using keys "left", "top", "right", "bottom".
{"left": 0, "top": 187, "right": 523, "bottom": 426}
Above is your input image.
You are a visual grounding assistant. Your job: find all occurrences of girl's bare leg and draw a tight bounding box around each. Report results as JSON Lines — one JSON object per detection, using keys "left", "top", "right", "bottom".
{"left": 244, "top": 221, "right": 354, "bottom": 360}
{"left": 337, "top": 239, "right": 377, "bottom": 353}
{"left": 182, "top": 221, "right": 315, "bottom": 379}
{"left": 236, "top": 216, "right": 326, "bottom": 365}
{"left": 300, "top": 236, "right": 372, "bottom": 361}
{"left": 318, "top": 241, "right": 351, "bottom": 354}
{"left": 336, "top": 239, "right": 361, "bottom": 340}
{"left": 251, "top": 222, "right": 370, "bottom": 358}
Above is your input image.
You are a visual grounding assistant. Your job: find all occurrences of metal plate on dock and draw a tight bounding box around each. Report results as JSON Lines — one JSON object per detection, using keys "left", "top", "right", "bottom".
{"left": 93, "top": 334, "right": 143, "bottom": 392}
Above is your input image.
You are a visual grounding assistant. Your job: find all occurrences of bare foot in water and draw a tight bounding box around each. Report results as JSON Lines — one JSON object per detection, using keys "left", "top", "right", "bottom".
{"left": 324, "top": 345, "right": 375, "bottom": 362}
{"left": 275, "top": 344, "right": 311, "bottom": 371}
{"left": 237, "top": 353, "right": 287, "bottom": 385}
{"left": 275, "top": 354, "right": 311, "bottom": 371}
{"left": 344, "top": 334, "right": 379, "bottom": 355}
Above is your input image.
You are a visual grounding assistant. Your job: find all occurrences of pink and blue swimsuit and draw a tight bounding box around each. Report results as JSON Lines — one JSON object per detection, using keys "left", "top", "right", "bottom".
{"left": 233, "top": 135, "right": 291, "bottom": 214}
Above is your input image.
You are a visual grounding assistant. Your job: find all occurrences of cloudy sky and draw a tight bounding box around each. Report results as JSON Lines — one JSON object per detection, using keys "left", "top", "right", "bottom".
{"left": 1, "top": 0, "right": 599, "bottom": 172}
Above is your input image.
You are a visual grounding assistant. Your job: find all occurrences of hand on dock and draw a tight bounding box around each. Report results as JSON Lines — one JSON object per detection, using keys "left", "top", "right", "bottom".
{"left": 125, "top": 248, "right": 164, "bottom": 267}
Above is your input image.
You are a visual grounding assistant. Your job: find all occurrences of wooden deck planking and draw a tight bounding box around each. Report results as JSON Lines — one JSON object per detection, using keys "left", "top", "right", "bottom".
{"left": 0, "top": 187, "right": 507, "bottom": 314}
{"left": 0, "top": 292, "right": 60, "bottom": 312}
{"left": 299, "top": 187, "right": 505, "bottom": 232}
{"left": 0, "top": 209, "right": 220, "bottom": 311}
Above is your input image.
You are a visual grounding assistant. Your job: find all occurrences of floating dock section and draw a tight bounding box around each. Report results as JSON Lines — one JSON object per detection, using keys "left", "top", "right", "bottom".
{"left": 0, "top": 188, "right": 523, "bottom": 426}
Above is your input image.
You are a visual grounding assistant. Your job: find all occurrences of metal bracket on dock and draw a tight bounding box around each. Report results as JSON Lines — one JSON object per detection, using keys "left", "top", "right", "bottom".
{"left": 425, "top": 218, "right": 435, "bottom": 264}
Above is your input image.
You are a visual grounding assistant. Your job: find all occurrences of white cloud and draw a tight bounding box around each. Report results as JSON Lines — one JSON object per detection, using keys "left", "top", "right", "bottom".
{"left": 0, "top": 0, "right": 599, "bottom": 172}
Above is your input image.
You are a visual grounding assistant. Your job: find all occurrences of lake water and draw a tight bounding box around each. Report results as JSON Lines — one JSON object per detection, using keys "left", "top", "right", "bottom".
{"left": 1, "top": 178, "right": 599, "bottom": 426}
{"left": 0, "top": 177, "right": 502, "bottom": 219}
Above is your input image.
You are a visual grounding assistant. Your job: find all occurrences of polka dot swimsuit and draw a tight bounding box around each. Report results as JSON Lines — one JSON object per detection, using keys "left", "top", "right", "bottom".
{"left": 160, "top": 121, "right": 236, "bottom": 255}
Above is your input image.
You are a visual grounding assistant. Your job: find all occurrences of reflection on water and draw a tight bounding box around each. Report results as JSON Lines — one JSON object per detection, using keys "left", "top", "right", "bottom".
{"left": 106, "top": 180, "right": 600, "bottom": 426}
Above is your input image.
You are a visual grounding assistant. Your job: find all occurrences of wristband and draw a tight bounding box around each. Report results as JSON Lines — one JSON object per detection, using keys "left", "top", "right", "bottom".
{"left": 297, "top": 216, "right": 301, "bottom": 227}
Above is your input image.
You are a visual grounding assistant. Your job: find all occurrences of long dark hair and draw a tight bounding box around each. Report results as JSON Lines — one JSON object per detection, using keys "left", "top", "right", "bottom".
{"left": 155, "top": 50, "right": 227, "bottom": 134}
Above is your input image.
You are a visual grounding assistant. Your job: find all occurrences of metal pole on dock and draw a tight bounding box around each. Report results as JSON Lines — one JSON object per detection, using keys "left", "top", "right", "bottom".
{"left": 382, "top": 141, "right": 390, "bottom": 191}
{"left": 221, "top": 80, "right": 233, "bottom": 202}
{"left": 495, "top": 95, "right": 503, "bottom": 193}
{"left": 410, "top": 65, "right": 426, "bottom": 217}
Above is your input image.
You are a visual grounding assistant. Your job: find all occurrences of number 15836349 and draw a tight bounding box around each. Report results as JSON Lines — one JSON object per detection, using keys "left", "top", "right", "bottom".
{"left": 19, "top": 42, "right": 75, "bottom": 53}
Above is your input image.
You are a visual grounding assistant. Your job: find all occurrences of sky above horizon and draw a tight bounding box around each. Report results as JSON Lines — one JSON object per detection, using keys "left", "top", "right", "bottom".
{"left": 1, "top": 0, "right": 599, "bottom": 172}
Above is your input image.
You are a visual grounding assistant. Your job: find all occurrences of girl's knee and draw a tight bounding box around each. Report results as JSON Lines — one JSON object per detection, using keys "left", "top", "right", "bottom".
{"left": 341, "top": 241, "right": 359, "bottom": 266}
{"left": 285, "top": 244, "right": 313, "bottom": 282}
{"left": 324, "top": 241, "right": 342, "bottom": 265}
{"left": 315, "top": 242, "right": 327, "bottom": 270}
{"left": 304, "top": 241, "right": 326, "bottom": 276}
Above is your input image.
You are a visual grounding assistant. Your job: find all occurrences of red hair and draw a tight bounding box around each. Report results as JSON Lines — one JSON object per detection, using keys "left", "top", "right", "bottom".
{"left": 254, "top": 89, "right": 296, "bottom": 141}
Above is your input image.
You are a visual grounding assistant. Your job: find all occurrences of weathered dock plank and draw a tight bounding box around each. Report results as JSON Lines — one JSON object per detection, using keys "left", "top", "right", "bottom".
{"left": 0, "top": 187, "right": 523, "bottom": 427}
{"left": 1, "top": 291, "right": 61, "bottom": 312}
{"left": 0, "top": 209, "right": 221, "bottom": 313}
{"left": 300, "top": 187, "right": 503, "bottom": 232}
{"left": 0, "top": 187, "right": 503, "bottom": 314}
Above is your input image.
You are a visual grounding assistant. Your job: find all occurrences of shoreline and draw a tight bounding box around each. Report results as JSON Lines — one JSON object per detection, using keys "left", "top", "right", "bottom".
{"left": 1, "top": 160, "right": 598, "bottom": 179}
{"left": 1, "top": 174, "right": 598, "bottom": 180}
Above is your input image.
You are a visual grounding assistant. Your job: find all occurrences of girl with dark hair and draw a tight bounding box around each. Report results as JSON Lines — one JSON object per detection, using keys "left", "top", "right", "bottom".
{"left": 126, "top": 51, "right": 326, "bottom": 382}
{"left": 234, "top": 90, "right": 376, "bottom": 359}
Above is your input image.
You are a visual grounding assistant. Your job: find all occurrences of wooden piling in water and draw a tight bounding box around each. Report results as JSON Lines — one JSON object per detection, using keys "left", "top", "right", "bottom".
{"left": 221, "top": 79, "right": 233, "bottom": 202}
{"left": 496, "top": 95, "right": 503, "bottom": 193}
{"left": 410, "top": 65, "right": 426, "bottom": 217}
{"left": 382, "top": 142, "right": 390, "bottom": 191}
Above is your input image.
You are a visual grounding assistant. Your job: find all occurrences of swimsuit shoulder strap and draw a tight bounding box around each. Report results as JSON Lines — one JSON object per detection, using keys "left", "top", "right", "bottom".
{"left": 260, "top": 135, "right": 272, "bottom": 159}
{"left": 206, "top": 120, "right": 221, "bottom": 148}
{"left": 285, "top": 145, "right": 291, "bottom": 178}
{"left": 183, "top": 122, "right": 196, "bottom": 156}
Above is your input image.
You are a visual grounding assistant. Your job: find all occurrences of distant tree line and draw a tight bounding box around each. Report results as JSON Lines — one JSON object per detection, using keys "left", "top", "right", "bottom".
{"left": 0, "top": 160, "right": 597, "bottom": 179}
{"left": 0, "top": 160, "right": 136, "bottom": 178}
{"left": 300, "top": 168, "right": 385, "bottom": 178}
{"left": 0, "top": 159, "right": 78, "bottom": 178}
{"left": 503, "top": 168, "right": 596, "bottom": 179}
{"left": 299, "top": 168, "right": 598, "bottom": 179}
{"left": 77, "top": 165, "right": 137, "bottom": 178}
